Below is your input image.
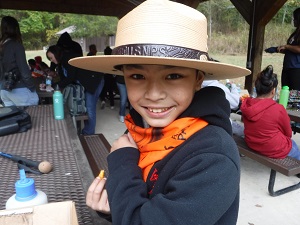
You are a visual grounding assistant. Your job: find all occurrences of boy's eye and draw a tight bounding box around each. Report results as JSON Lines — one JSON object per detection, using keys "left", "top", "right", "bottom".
{"left": 166, "top": 73, "right": 182, "bottom": 80}
{"left": 130, "top": 74, "right": 145, "bottom": 80}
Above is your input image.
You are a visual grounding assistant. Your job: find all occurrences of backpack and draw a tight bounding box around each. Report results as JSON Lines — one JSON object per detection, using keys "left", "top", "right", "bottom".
{"left": 0, "top": 106, "right": 32, "bottom": 136}
{"left": 63, "top": 84, "right": 87, "bottom": 116}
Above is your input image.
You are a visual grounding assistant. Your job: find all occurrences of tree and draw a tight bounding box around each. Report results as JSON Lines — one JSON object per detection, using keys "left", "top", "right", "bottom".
{"left": 0, "top": 9, "right": 118, "bottom": 50}
{"left": 61, "top": 14, "right": 118, "bottom": 38}
{"left": 0, "top": 9, "right": 61, "bottom": 49}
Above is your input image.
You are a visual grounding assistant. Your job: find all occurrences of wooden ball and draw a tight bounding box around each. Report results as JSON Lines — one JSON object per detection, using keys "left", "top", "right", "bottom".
{"left": 38, "top": 161, "right": 53, "bottom": 173}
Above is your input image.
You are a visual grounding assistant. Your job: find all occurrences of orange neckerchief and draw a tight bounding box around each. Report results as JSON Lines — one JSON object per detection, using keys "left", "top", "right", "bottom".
{"left": 125, "top": 115, "right": 208, "bottom": 181}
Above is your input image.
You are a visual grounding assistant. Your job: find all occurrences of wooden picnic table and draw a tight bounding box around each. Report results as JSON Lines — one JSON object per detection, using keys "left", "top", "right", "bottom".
{"left": 287, "top": 109, "right": 300, "bottom": 123}
{"left": 0, "top": 105, "right": 110, "bottom": 225}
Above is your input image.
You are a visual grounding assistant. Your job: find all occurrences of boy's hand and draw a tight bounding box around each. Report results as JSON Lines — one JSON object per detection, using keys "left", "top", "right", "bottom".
{"left": 111, "top": 133, "right": 137, "bottom": 152}
{"left": 86, "top": 177, "right": 110, "bottom": 214}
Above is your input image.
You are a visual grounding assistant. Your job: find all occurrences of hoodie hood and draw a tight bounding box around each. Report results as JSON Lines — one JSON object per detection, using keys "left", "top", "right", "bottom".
{"left": 241, "top": 97, "right": 277, "bottom": 122}
{"left": 129, "top": 86, "right": 232, "bottom": 135}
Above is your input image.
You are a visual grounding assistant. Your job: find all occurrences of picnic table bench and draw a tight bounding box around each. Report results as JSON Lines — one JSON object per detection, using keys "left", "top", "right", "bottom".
{"left": 233, "top": 134, "right": 300, "bottom": 196}
{"left": 79, "top": 133, "right": 110, "bottom": 177}
{"left": 73, "top": 113, "right": 89, "bottom": 135}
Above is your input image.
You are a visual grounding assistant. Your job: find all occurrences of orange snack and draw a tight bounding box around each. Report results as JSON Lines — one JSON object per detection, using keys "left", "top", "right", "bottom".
{"left": 98, "top": 170, "right": 105, "bottom": 179}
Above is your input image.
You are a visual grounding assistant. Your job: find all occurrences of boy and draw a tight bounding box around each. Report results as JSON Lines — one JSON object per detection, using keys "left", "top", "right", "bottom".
{"left": 70, "top": 0, "right": 250, "bottom": 224}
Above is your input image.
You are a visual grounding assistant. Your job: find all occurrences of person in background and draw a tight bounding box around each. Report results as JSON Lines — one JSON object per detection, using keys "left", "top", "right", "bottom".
{"left": 279, "top": 8, "right": 300, "bottom": 90}
{"left": 99, "top": 46, "right": 116, "bottom": 110}
{"left": 48, "top": 31, "right": 84, "bottom": 82}
{"left": 202, "top": 80, "right": 240, "bottom": 110}
{"left": 0, "top": 16, "right": 38, "bottom": 106}
{"left": 70, "top": 0, "right": 250, "bottom": 224}
{"left": 86, "top": 44, "right": 114, "bottom": 110}
{"left": 202, "top": 80, "right": 244, "bottom": 136}
{"left": 56, "top": 31, "right": 83, "bottom": 56}
{"left": 241, "top": 65, "right": 300, "bottom": 160}
{"left": 34, "top": 56, "right": 42, "bottom": 70}
{"left": 87, "top": 44, "right": 97, "bottom": 56}
{"left": 266, "top": 8, "right": 300, "bottom": 90}
{"left": 115, "top": 75, "right": 128, "bottom": 123}
{"left": 46, "top": 43, "right": 104, "bottom": 135}
{"left": 28, "top": 59, "right": 36, "bottom": 72}
{"left": 30, "top": 57, "right": 49, "bottom": 79}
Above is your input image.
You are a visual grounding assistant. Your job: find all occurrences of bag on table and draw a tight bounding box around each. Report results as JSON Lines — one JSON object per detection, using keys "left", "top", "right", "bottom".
{"left": 63, "top": 84, "right": 87, "bottom": 116}
{"left": 0, "top": 106, "right": 32, "bottom": 137}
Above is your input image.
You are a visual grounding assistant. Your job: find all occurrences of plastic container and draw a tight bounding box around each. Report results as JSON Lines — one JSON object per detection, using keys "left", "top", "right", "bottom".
{"left": 45, "top": 75, "right": 52, "bottom": 92}
{"left": 237, "top": 84, "right": 241, "bottom": 93}
{"left": 252, "top": 87, "right": 257, "bottom": 98}
{"left": 53, "top": 85, "right": 64, "bottom": 120}
{"left": 225, "top": 79, "right": 232, "bottom": 91}
{"left": 279, "top": 86, "right": 289, "bottom": 108}
{"left": 6, "top": 169, "right": 48, "bottom": 210}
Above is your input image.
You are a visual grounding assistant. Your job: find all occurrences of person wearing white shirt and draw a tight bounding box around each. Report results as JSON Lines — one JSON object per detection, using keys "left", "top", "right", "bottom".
{"left": 202, "top": 80, "right": 244, "bottom": 136}
{"left": 202, "top": 80, "right": 240, "bottom": 110}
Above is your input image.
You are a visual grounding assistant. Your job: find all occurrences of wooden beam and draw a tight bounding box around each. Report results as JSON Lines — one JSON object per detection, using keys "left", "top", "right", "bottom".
{"left": 245, "top": 22, "right": 265, "bottom": 93}
{"left": 256, "top": 0, "right": 287, "bottom": 25}
{"left": 230, "top": 0, "right": 252, "bottom": 24}
{"left": 244, "top": 0, "right": 287, "bottom": 93}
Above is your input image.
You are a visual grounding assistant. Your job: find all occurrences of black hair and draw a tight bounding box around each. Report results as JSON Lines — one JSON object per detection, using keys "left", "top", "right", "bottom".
{"left": 0, "top": 16, "right": 22, "bottom": 51}
{"left": 104, "top": 46, "right": 112, "bottom": 55}
{"left": 28, "top": 59, "right": 36, "bottom": 66}
{"left": 89, "top": 44, "right": 96, "bottom": 51}
{"left": 255, "top": 65, "right": 278, "bottom": 97}
{"left": 46, "top": 45, "right": 63, "bottom": 64}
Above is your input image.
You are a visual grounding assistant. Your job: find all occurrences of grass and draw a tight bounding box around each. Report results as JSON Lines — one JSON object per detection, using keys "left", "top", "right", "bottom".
{"left": 211, "top": 53, "right": 285, "bottom": 88}
{"left": 26, "top": 50, "right": 285, "bottom": 89}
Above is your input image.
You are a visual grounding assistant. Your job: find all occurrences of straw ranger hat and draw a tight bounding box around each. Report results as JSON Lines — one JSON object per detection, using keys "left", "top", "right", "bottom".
{"left": 69, "top": 0, "right": 250, "bottom": 80}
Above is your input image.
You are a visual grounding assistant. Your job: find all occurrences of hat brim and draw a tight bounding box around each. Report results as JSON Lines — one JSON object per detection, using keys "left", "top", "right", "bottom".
{"left": 69, "top": 55, "right": 250, "bottom": 80}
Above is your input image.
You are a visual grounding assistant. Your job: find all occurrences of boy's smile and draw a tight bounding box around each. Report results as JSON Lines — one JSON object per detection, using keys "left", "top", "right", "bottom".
{"left": 123, "top": 64, "right": 204, "bottom": 127}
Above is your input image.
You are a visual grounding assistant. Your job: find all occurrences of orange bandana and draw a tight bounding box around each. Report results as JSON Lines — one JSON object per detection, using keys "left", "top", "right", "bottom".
{"left": 125, "top": 115, "right": 208, "bottom": 181}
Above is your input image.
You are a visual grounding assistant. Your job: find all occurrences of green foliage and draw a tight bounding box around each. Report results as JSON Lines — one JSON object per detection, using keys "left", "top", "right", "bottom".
{"left": 61, "top": 14, "right": 118, "bottom": 38}
{"left": 197, "top": 0, "right": 299, "bottom": 54}
{"left": 0, "top": 9, "right": 118, "bottom": 50}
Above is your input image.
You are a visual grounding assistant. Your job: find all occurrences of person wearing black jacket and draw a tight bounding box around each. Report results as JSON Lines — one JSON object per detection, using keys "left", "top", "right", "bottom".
{"left": 70, "top": 0, "right": 250, "bottom": 224}
{"left": 0, "top": 16, "right": 39, "bottom": 106}
{"left": 46, "top": 44, "right": 104, "bottom": 134}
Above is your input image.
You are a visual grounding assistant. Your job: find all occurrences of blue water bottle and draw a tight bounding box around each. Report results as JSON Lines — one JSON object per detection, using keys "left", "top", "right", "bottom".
{"left": 279, "top": 86, "right": 289, "bottom": 109}
{"left": 53, "top": 85, "right": 64, "bottom": 120}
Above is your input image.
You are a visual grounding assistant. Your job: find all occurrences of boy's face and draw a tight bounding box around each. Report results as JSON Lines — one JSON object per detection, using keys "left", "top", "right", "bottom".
{"left": 123, "top": 64, "right": 204, "bottom": 127}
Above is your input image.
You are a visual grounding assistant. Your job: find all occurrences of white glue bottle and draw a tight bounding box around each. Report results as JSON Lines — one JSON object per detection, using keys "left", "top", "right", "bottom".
{"left": 6, "top": 169, "right": 48, "bottom": 209}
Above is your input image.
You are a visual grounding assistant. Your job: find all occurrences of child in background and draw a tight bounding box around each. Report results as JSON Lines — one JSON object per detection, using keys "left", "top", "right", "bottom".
{"left": 70, "top": 0, "right": 250, "bottom": 224}
{"left": 202, "top": 80, "right": 245, "bottom": 136}
{"left": 202, "top": 80, "right": 240, "bottom": 110}
{"left": 241, "top": 65, "right": 300, "bottom": 160}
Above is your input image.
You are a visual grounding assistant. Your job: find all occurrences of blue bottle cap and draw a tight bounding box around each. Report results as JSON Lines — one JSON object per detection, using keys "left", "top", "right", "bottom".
{"left": 15, "top": 169, "right": 37, "bottom": 202}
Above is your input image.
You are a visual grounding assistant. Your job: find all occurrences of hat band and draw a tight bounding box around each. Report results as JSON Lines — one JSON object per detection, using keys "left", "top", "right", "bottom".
{"left": 112, "top": 44, "right": 209, "bottom": 60}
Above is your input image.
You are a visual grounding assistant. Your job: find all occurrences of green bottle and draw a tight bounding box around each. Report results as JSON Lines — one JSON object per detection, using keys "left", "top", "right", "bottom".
{"left": 279, "top": 86, "right": 289, "bottom": 109}
{"left": 53, "top": 85, "right": 64, "bottom": 120}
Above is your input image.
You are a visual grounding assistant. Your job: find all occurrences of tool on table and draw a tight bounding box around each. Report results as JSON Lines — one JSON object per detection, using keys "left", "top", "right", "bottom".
{"left": 0, "top": 151, "right": 52, "bottom": 174}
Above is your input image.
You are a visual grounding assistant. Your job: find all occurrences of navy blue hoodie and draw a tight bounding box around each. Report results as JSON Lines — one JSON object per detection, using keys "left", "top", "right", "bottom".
{"left": 105, "top": 86, "right": 240, "bottom": 225}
